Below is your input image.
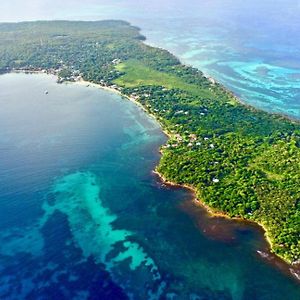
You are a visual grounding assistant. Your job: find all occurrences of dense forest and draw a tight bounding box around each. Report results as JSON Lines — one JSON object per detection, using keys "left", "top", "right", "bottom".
{"left": 0, "top": 20, "right": 299, "bottom": 264}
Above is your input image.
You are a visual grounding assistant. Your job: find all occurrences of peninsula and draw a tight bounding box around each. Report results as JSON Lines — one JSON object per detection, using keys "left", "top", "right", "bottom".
{"left": 0, "top": 20, "right": 299, "bottom": 265}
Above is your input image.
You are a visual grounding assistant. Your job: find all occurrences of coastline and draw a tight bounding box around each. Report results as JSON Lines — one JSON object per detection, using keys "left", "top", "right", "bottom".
{"left": 142, "top": 37, "right": 300, "bottom": 125}
{"left": 76, "top": 79, "right": 173, "bottom": 139}
{"left": 4, "top": 69, "right": 300, "bottom": 282}
{"left": 78, "top": 78, "right": 300, "bottom": 282}
{"left": 152, "top": 170, "right": 300, "bottom": 283}
{"left": 78, "top": 78, "right": 276, "bottom": 234}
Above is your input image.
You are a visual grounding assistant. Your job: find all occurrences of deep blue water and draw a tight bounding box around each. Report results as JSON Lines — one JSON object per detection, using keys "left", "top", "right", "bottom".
{"left": 0, "top": 73, "right": 300, "bottom": 299}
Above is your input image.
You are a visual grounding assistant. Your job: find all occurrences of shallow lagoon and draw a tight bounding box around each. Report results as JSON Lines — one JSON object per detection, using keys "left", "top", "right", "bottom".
{"left": 0, "top": 73, "right": 300, "bottom": 299}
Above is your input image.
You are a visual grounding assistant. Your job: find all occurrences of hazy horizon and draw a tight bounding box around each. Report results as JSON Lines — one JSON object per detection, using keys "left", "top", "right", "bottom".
{"left": 1, "top": 0, "right": 300, "bottom": 23}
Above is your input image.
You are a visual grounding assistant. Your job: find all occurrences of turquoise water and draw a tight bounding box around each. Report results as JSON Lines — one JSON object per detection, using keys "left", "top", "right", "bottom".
{"left": 0, "top": 73, "right": 300, "bottom": 299}
{"left": 29, "top": 0, "right": 299, "bottom": 120}
{"left": 112, "top": 1, "right": 300, "bottom": 119}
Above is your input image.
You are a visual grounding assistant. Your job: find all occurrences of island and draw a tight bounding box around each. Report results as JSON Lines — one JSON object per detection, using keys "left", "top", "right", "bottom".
{"left": 0, "top": 20, "right": 299, "bottom": 266}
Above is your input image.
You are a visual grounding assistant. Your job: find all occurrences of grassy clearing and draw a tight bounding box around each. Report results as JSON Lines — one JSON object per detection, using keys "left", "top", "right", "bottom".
{"left": 114, "top": 60, "right": 212, "bottom": 97}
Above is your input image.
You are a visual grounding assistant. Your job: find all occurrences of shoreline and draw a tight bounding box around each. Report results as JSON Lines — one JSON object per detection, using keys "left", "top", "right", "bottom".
{"left": 6, "top": 68, "right": 300, "bottom": 125}
{"left": 141, "top": 37, "right": 300, "bottom": 125}
{"left": 76, "top": 79, "right": 173, "bottom": 139}
{"left": 4, "top": 69, "right": 300, "bottom": 282}
{"left": 152, "top": 169, "right": 300, "bottom": 283}
{"left": 78, "top": 77, "right": 300, "bottom": 282}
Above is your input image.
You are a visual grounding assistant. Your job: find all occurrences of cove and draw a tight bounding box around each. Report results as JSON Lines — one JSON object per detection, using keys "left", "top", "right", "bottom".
{"left": 0, "top": 73, "right": 300, "bottom": 299}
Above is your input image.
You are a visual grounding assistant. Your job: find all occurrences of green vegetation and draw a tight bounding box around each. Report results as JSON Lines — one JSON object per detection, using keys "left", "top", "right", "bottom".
{"left": 115, "top": 60, "right": 212, "bottom": 96}
{"left": 0, "top": 20, "right": 299, "bottom": 263}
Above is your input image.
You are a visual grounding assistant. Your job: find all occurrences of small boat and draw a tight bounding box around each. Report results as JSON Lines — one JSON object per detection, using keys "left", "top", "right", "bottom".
{"left": 257, "top": 250, "right": 271, "bottom": 260}
{"left": 44, "top": 90, "right": 49, "bottom": 95}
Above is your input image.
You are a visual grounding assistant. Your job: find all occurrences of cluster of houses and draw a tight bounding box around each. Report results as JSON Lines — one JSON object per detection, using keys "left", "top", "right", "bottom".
{"left": 162, "top": 132, "right": 215, "bottom": 151}
{"left": 57, "top": 69, "right": 82, "bottom": 83}
{"left": 174, "top": 109, "right": 207, "bottom": 117}
{"left": 9, "top": 66, "right": 57, "bottom": 75}
{"left": 161, "top": 132, "right": 221, "bottom": 184}
{"left": 56, "top": 58, "right": 123, "bottom": 85}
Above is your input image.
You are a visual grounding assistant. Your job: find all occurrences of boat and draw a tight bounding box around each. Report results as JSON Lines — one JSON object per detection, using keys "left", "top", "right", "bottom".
{"left": 44, "top": 90, "right": 49, "bottom": 95}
